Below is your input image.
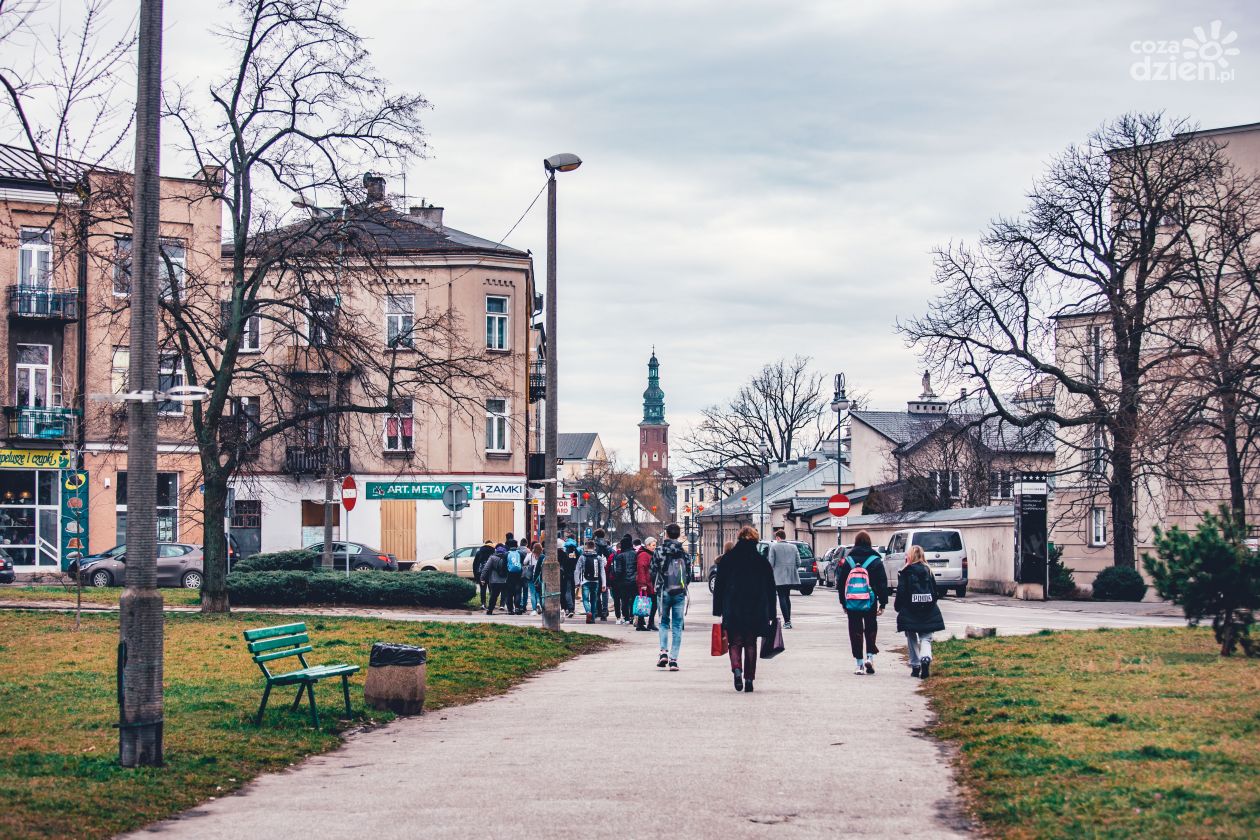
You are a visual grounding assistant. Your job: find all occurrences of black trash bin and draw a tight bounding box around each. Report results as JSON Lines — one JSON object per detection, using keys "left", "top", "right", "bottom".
{"left": 364, "top": 643, "right": 427, "bottom": 714}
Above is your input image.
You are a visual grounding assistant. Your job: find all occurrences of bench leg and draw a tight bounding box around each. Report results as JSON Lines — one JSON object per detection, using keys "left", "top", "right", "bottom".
{"left": 306, "top": 681, "right": 319, "bottom": 728}
{"left": 291, "top": 683, "right": 307, "bottom": 711}
{"left": 341, "top": 674, "right": 352, "bottom": 718}
{"left": 254, "top": 682, "right": 273, "bottom": 726}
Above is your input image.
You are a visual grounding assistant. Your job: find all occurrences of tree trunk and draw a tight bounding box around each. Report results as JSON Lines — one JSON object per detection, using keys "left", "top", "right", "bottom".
{"left": 200, "top": 472, "right": 230, "bottom": 614}
{"left": 1219, "top": 392, "right": 1247, "bottom": 525}
{"left": 1109, "top": 434, "right": 1138, "bottom": 569}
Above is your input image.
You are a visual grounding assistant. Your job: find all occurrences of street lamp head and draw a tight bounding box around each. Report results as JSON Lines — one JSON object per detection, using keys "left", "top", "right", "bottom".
{"left": 716, "top": 467, "right": 727, "bottom": 481}
{"left": 544, "top": 153, "right": 583, "bottom": 174}
{"left": 831, "top": 371, "right": 850, "bottom": 414}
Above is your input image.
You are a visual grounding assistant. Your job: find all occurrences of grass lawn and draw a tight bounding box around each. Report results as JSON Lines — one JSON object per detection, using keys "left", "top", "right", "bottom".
{"left": 0, "top": 609, "right": 610, "bottom": 839}
{"left": 0, "top": 585, "right": 203, "bottom": 607}
{"left": 925, "top": 627, "right": 1260, "bottom": 840}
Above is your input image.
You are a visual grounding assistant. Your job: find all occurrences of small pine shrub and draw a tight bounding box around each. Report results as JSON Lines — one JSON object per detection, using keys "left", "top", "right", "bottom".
{"left": 1091, "top": 565, "right": 1147, "bottom": 601}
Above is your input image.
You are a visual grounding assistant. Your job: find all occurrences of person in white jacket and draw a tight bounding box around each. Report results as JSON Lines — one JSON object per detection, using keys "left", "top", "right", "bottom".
{"left": 578, "top": 539, "right": 607, "bottom": 622}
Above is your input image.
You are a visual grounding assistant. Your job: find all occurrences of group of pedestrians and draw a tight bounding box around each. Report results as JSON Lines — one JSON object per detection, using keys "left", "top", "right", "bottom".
{"left": 473, "top": 534, "right": 545, "bottom": 616}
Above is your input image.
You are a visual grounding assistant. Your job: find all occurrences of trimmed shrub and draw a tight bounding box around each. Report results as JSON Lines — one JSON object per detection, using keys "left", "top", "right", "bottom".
{"left": 232, "top": 549, "right": 318, "bottom": 574}
{"left": 1091, "top": 565, "right": 1146, "bottom": 601}
{"left": 226, "top": 570, "right": 473, "bottom": 608}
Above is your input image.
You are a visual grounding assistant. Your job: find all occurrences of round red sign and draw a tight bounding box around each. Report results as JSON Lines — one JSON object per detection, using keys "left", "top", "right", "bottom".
{"left": 828, "top": 493, "right": 850, "bottom": 517}
{"left": 341, "top": 475, "right": 358, "bottom": 512}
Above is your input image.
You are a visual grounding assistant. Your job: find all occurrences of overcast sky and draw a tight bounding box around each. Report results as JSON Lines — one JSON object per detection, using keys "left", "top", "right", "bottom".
{"left": 157, "top": 0, "right": 1255, "bottom": 467}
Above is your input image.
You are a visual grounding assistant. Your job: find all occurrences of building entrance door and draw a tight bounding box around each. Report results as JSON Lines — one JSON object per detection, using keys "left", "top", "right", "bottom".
{"left": 380, "top": 500, "right": 416, "bottom": 566}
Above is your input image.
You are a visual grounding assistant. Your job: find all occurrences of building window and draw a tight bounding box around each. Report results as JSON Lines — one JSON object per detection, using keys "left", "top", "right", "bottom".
{"left": 18, "top": 228, "right": 52, "bottom": 288}
{"left": 929, "top": 470, "right": 961, "bottom": 501}
{"left": 386, "top": 294, "right": 415, "bottom": 348}
{"left": 14, "top": 344, "right": 53, "bottom": 407}
{"left": 116, "top": 471, "right": 180, "bottom": 542}
{"left": 111, "top": 347, "right": 129, "bottom": 395}
{"left": 307, "top": 297, "right": 336, "bottom": 346}
{"left": 485, "top": 397, "right": 508, "bottom": 452}
{"left": 158, "top": 355, "right": 185, "bottom": 415}
{"left": 385, "top": 399, "right": 414, "bottom": 452}
{"left": 159, "top": 239, "right": 186, "bottom": 299}
{"left": 652, "top": 451, "right": 659, "bottom": 461}
{"left": 303, "top": 395, "right": 328, "bottom": 447}
{"left": 1090, "top": 507, "right": 1107, "bottom": 546}
{"left": 486, "top": 296, "right": 509, "bottom": 350}
{"left": 1087, "top": 325, "right": 1104, "bottom": 383}
{"left": 989, "top": 470, "right": 1014, "bottom": 500}
{"left": 699, "top": 488, "right": 705, "bottom": 503}
{"left": 113, "top": 237, "right": 132, "bottom": 296}
{"left": 683, "top": 488, "right": 690, "bottom": 503}
{"left": 220, "top": 301, "right": 262, "bottom": 352}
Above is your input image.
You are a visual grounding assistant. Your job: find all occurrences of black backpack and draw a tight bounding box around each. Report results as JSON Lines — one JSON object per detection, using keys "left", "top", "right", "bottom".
{"left": 583, "top": 553, "right": 598, "bottom": 580}
{"left": 562, "top": 545, "right": 580, "bottom": 567}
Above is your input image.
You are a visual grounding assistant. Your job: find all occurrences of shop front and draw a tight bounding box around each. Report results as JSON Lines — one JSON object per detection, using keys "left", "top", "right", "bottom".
{"left": 0, "top": 448, "right": 87, "bottom": 572}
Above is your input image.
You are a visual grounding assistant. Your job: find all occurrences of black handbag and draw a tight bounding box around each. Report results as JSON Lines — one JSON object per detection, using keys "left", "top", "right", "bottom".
{"left": 760, "top": 618, "right": 785, "bottom": 659}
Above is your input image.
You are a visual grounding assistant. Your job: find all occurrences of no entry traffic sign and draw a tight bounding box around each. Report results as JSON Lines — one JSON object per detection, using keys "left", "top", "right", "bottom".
{"left": 342, "top": 475, "right": 358, "bottom": 512}
{"left": 828, "top": 493, "right": 850, "bottom": 518}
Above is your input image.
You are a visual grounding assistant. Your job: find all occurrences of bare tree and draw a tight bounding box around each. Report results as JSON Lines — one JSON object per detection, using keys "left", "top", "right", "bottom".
{"left": 901, "top": 113, "right": 1233, "bottom": 568}
{"left": 681, "top": 356, "right": 828, "bottom": 473}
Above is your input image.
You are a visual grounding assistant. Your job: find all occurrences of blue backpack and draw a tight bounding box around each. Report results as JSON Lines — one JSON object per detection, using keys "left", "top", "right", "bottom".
{"left": 506, "top": 549, "right": 522, "bottom": 574}
{"left": 844, "top": 556, "right": 878, "bottom": 612}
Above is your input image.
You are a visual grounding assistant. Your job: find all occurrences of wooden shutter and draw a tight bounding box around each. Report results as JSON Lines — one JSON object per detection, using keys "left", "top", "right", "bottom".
{"left": 482, "top": 501, "right": 514, "bottom": 543}
{"left": 380, "top": 500, "right": 416, "bottom": 563}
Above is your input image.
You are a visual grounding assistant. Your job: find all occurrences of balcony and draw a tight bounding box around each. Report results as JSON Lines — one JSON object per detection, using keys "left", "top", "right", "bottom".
{"left": 284, "top": 345, "right": 356, "bottom": 377}
{"left": 284, "top": 444, "right": 350, "bottom": 476}
{"left": 528, "top": 360, "right": 547, "bottom": 404}
{"left": 4, "top": 406, "right": 79, "bottom": 441}
{"left": 7, "top": 286, "right": 80, "bottom": 321}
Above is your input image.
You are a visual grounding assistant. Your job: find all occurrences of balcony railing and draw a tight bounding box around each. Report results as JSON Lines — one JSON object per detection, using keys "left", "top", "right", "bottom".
{"left": 528, "top": 360, "right": 547, "bottom": 404}
{"left": 4, "top": 406, "right": 79, "bottom": 441}
{"left": 7, "top": 286, "right": 80, "bottom": 321}
{"left": 219, "top": 416, "right": 260, "bottom": 462}
{"left": 284, "top": 444, "right": 350, "bottom": 476}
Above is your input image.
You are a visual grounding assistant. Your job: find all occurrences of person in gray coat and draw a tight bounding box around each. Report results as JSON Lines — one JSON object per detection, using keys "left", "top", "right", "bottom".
{"left": 767, "top": 530, "right": 801, "bottom": 628}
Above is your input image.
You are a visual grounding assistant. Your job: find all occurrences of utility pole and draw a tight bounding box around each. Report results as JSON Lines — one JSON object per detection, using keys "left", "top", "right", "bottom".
{"left": 119, "top": 0, "right": 164, "bottom": 768}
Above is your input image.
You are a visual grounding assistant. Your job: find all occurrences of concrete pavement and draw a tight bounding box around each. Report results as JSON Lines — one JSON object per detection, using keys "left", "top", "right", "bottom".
{"left": 132, "top": 588, "right": 973, "bottom": 839}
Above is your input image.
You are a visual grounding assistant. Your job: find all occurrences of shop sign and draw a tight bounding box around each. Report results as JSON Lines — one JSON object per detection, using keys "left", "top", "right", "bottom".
{"left": 365, "top": 481, "right": 473, "bottom": 500}
{"left": 0, "top": 449, "right": 71, "bottom": 470}
{"left": 475, "top": 482, "right": 524, "bottom": 499}
{"left": 60, "top": 471, "right": 89, "bottom": 571}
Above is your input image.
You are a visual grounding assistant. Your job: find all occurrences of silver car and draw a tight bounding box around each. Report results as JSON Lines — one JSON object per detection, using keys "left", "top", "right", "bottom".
{"left": 884, "top": 529, "right": 968, "bottom": 597}
{"left": 78, "top": 543, "right": 205, "bottom": 589}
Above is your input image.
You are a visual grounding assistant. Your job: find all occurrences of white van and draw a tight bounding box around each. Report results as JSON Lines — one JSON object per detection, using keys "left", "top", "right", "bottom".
{"left": 883, "top": 529, "right": 968, "bottom": 597}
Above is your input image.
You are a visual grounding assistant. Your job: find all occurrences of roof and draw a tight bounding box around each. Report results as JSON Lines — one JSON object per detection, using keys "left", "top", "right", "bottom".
{"left": 226, "top": 203, "right": 529, "bottom": 260}
{"left": 844, "top": 504, "right": 1015, "bottom": 528}
{"left": 556, "top": 433, "right": 600, "bottom": 461}
{"left": 850, "top": 410, "right": 948, "bottom": 447}
{"left": 675, "top": 465, "right": 759, "bottom": 485}
{"left": 696, "top": 459, "right": 848, "bottom": 519}
{"left": 0, "top": 143, "right": 97, "bottom": 190}
{"left": 851, "top": 409, "right": 1054, "bottom": 456}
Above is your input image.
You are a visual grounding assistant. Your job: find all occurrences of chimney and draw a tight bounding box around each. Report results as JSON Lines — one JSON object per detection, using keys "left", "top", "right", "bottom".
{"left": 808, "top": 458, "right": 817, "bottom": 470}
{"left": 409, "top": 202, "right": 444, "bottom": 229}
{"left": 363, "top": 173, "right": 386, "bottom": 202}
{"left": 960, "top": 388, "right": 968, "bottom": 400}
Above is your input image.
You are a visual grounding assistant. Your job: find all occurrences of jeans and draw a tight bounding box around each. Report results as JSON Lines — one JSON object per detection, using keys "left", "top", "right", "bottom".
{"left": 905, "top": 631, "right": 934, "bottom": 666}
{"left": 776, "top": 585, "right": 793, "bottom": 623}
{"left": 847, "top": 610, "right": 879, "bottom": 659}
{"left": 599, "top": 582, "right": 610, "bottom": 618}
{"left": 727, "top": 630, "right": 758, "bottom": 679}
{"left": 658, "top": 590, "right": 686, "bottom": 661}
{"left": 528, "top": 576, "right": 542, "bottom": 611}
{"left": 581, "top": 582, "right": 602, "bottom": 616}
{"left": 560, "top": 568, "right": 576, "bottom": 613}
{"left": 505, "top": 572, "right": 522, "bottom": 613}
{"left": 486, "top": 583, "right": 506, "bottom": 613}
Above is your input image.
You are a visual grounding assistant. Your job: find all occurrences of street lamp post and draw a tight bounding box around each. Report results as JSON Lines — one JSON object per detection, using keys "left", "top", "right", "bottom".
{"left": 716, "top": 467, "right": 727, "bottom": 555}
{"left": 541, "top": 153, "right": 581, "bottom": 631}
{"left": 830, "top": 373, "right": 851, "bottom": 551}
{"left": 758, "top": 442, "right": 769, "bottom": 538}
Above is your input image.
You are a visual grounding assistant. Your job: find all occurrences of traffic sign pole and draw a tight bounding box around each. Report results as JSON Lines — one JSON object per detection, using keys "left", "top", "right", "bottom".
{"left": 828, "top": 494, "right": 851, "bottom": 550}
{"left": 341, "top": 476, "right": 358, "bottom": 579}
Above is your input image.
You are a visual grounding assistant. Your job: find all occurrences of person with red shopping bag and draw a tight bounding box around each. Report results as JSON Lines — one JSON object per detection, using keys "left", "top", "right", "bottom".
{"left": 712, "top": 526, "right": 777, "bottom": 693}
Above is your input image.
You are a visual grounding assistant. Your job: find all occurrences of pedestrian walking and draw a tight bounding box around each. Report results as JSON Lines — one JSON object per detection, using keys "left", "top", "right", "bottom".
{"left": 559, "top": 537, "right": 580, "bottom": 617}
{"left": 837, "top": 531, "right": 890, "bottom": 675}
{"left": 594, "top": 529, "right": 613, "bottom": 620}
{"left": 712, "top": 526, "right": 776, "bottom": 693}
{"left": 652, "top": 523, "right": 690, "bottom": 671}
{"left": 483, "top": 544, "right": 510, "bottom": 615}
{"left": 472, "top": 540, "right": 494, "bottom": 608}
{"left": 611, "top": 535, "right": 637, "bottom": 624}
{"left": 635, "top": 537, "right": 659, "bottom": 631}
{"left": 895, "top": 545, "right": 945, "bottom": 678}
{"left": 504, "top": 539, "right": 524, "bottom": 615}
{"left": 524, "top": 542, "right": 544, "bottom": 614}
{"left": 579, "top": 539, "right": 607, "bottom": 624}
{"left": 767, "top": 530, "right": 800, "bottom": 629}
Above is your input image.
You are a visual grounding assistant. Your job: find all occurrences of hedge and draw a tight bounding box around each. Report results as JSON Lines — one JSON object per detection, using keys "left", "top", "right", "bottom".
{"left": 231, "top": 549, "right": 318, "bottom": 574}
{"left": 1091, "top": 565, "right": 1147, "bottom": 601}
{"left": 226, "top": 570, "right": 474, "bottom": 608}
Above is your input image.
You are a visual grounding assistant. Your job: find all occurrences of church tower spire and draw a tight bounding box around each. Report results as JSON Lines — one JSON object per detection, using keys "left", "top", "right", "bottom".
{"left": 638, "top": 349, "right": 669, "bottom": 475}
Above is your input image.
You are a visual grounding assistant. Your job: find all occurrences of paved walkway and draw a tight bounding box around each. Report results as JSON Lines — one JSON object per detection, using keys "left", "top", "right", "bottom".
{"left": 131, "top": 588, "right": 972, "bottom": 839}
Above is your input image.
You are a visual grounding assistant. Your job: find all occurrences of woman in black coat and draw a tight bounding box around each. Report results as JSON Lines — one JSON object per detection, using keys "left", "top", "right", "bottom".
{"left": 894, "top": 545, "right": 946, "bottom": 679}
{"left": 713, "top": 526, "right": 777, "bottom": 693}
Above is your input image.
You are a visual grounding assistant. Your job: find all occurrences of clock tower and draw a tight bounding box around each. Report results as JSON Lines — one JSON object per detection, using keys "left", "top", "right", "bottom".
{"left": 639, "top": 350, "right": 669, "bottom": 475}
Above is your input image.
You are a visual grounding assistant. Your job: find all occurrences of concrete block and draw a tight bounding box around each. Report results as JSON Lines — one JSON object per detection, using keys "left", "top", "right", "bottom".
{"left": 965, "top": 626, "right": 997, "bottom": 639}
{"left": 1012, "top": 583, "right": 1045, "bottom": 601}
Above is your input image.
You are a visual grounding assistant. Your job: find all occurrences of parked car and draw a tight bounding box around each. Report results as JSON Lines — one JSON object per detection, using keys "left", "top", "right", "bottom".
{"left": 707, "top": 539, "right": 818, "bottom": 595}
{"left": 818, "top": 544, "right": 854, "bottom": 588}
{"left": 304, "top": 542, "right": 398, "bottom": 572}
{"left": 77, "top": 543, "right": 205, "bottom": 589}
{"left": 414, "top": 545, "right": 481, "bottom": 578}
{"left": 0, "top": 547, "right": 14, "bottom": 583}
{"left": 883, "top": 528, "right": 968, "bottom": 597}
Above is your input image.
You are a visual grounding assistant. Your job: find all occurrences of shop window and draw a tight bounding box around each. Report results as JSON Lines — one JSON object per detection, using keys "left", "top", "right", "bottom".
{"left": 116, "top": 472, "right": 180, "bottom": 542}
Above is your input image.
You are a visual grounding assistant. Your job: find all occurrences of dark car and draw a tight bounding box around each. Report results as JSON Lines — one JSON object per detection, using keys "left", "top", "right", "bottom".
{"left": 0, "top": 547, "right": 14, "bottom": 584}
{"left": 77, "top": 543, "right": 205, "bottom": 588}
{"left": 304, "top": 542, "right": 398, "bottom": 572}
{"left": 707, "top": 539, "right": 818, "bottom": 595}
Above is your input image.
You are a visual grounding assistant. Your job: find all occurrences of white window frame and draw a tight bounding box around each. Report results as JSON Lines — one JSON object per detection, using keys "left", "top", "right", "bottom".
{"left": 111, "top": 347, "right": 129, "bottom": 395}
{"left": 116, "top": 471, "right": 180, "bottom": 543}
{"left": 306, "top": 297, "right": 336, "bottom": 346}
{"left": 384, "top": 399, "right": 415, "bottom": 453}
{"left": 158, "top": 355, "right": 186, "bottom": 415}
{"left": 14, "top": 343, "right": 53, "bottom": 407}
{"left": 18, "top": 227, "right": 52, "bottom": 289}
{"left": 1090, "top": 507, "right": 1108, "bottom": 546}
{"left": 486, "top": 295, "right": 509, "bottom": 351}
{"left": 113, "top": 236, "right": 132, "bottom": 297}
{"left": 159, "top": 238, "right": 186, "bottom": 299}
{"left": 989, "top": 470, "right": 1014, "bottom": 500}
{"left": 485, "top": 397, "right": 509, "bottom": 453}
{"left": 386, "top": 294, "right": 415, "bottom": 348}
{"left": 1091, "top": 426, "right": 1106, "bottom": 478}
{"left": 241, "top": 312, "right": 261, "bottom": 352}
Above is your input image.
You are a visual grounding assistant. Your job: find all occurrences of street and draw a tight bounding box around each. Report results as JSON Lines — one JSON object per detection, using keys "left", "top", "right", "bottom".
{"left": 127, "top": 588, "right": 1181, "bottom": 840}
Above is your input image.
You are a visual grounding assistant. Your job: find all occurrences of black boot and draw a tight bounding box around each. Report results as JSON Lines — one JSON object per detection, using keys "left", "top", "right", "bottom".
{"left": 744, "top": 679, "right": 754, "bottom": 693}
{"left": 733, "top": 668, "right": 744, "bottom": 692}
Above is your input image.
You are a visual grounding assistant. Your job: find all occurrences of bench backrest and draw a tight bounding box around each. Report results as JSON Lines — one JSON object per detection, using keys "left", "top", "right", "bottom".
{"left": 244, "top": 622, "right": 311, "bottom": 675}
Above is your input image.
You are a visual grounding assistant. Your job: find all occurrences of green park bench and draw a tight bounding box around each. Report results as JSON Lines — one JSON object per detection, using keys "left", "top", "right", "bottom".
{"left": 243, "top": 622, "right": 360, "bottom": 727}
